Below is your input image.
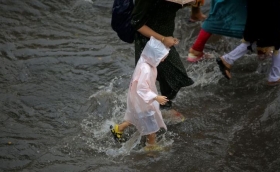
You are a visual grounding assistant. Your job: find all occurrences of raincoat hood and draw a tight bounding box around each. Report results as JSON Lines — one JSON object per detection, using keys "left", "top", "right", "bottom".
{"left": 141, "top": 36, "right": 170, "bottom": 67}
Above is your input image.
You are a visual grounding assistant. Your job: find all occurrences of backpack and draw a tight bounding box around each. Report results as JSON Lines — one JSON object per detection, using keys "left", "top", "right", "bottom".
{"left": 111, "top": 0, "right": 135, "bottom": 43}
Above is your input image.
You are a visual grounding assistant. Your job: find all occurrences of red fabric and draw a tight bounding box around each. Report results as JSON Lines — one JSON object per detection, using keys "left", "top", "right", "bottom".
{"left": 192, "top": 29, "right": 212, "bottom": 52}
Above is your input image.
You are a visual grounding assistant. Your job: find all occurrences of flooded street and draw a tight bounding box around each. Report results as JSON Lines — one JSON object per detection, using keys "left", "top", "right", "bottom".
{"left": 0, "top": 0, "right": 279, "bottom": 171}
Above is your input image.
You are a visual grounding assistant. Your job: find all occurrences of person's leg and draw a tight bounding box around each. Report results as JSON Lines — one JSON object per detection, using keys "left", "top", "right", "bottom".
{"left": 187, "top": 29, "right": 212, "bottom": 62}
{"left": 222, "top": 42, "right": 250, "bottom": 65}
{"left": 146, "top": 133, "right": 156, "bottom": 145}
{"left": 144, "top": 133, "right": 165, "bottom": 151}
{"left": 110, "top": 121, "right": 131, "bottom": 142}
{"left": 267, "top": 52, "right": 280, "bottom": 85}
{"left": 190, "top": 1, "right": 206, "bottom": 22}
{"left": 217, "top": 42, "right": 251, "bottom": 79}
{"left": 191, "top": 29, "right": 212, "bottom": 53}
{"left": 118, "top": 121, "right": 130, "bottom": 132}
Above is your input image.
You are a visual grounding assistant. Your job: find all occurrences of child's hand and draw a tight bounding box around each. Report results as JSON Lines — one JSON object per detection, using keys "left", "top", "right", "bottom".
{"left": 155, "top": 96, "right": 169, "bottom": 105}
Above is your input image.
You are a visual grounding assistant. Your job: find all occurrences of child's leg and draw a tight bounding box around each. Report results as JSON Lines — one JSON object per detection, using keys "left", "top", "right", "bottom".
{"left": 144, "top": 133, "right": 165, "bottom": 151}
{"left": 110, "top": 121, "right": 131, "bottom": 142}
{"left": 222, "top": 42, "right": 250, "bottom": 65}
{"left": 118, "top": 121, "right": 130, "bottom": 132}
{"left": 268, "top": 52, "right": 280, "bottom": 83}
{"left": 146, "top": 133, "right": 156, "bottom": 145}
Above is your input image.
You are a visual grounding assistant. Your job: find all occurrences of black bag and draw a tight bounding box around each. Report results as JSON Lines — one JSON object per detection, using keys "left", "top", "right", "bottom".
{"left": 111, "top": 0, "right": 135, "bottom": 43}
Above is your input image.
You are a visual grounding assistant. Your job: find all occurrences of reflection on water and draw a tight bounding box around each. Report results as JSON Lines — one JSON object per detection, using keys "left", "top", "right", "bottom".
{"left": 0, "top": 0, "right": 279, "bottom": 171}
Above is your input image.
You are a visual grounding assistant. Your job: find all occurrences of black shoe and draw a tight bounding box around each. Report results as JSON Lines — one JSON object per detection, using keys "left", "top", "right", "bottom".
{"left": 216, "top": 57, "right": 231, "bottom": 80}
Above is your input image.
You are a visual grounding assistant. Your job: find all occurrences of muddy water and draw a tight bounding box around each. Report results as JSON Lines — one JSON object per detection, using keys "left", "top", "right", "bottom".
{"left": 0, "top": 0, "right": 279, "bottom": 171}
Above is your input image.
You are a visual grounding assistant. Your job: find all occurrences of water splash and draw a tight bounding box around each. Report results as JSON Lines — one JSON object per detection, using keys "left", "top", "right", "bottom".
{"left": 106, "top": 131, "right": 142, "bottom": 157}
{"left": 186, "top": 57, "right": 222, "bottom": 87}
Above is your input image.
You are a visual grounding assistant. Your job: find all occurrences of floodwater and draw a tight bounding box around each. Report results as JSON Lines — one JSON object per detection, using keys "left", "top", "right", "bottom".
{"left": 0, "top": 0, "right": 279, "bottom": 171}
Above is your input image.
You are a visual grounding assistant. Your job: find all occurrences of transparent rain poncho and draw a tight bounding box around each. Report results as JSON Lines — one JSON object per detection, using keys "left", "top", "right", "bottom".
{"left": 124, "top": 36, "right": 170, "bottom": 135}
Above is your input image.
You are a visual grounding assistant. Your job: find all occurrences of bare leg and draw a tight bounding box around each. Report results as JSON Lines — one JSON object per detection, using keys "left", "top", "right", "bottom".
{"left": 146, "top": 133, "right": 156, "bottom": 145}
{"left": 190, "top": 6, "right": 206, "bottom": 21}
{"left": 144, "top": 133, "right": 163, "bottom": 151}
{"left": 110, "top": 121, "right": 131, "bottom": 142}
{"left": 118, "top": 121, "right": 131, "bottom": 132}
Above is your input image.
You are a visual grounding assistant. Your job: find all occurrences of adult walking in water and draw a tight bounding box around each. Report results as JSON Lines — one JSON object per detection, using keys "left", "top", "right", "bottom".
{"left": 131, "top": 0, "right": 194, "bottom": 109}
{"left": 187, "top": 0, "right": 247, "bottom": 62}
{"left": 217, "top": 0, "right": 280, "bottom": 85}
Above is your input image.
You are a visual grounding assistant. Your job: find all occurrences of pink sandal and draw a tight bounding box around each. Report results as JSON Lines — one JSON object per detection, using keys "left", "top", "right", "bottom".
{"left": 187, "top": 52, "right": 204, "bottom": 62}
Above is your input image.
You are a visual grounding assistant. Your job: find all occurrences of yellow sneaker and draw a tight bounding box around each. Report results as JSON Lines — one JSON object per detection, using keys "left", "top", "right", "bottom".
{"left": 110, "top": 125, "right": 124, "bottom": 143}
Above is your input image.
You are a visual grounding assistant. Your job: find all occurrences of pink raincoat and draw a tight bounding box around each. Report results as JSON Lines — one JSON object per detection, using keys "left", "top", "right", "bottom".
{"left": 124, "top": 36, "right": 170, "bottom": 136}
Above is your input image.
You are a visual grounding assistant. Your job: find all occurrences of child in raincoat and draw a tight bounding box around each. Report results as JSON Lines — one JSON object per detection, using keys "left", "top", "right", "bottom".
{"left": 110, "top": 36, "right": 169, "bottom": 149}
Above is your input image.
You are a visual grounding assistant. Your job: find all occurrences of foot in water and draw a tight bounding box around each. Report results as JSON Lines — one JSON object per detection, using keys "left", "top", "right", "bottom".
{"left": 161, "top": 109, "right": 185, "bottom": 125}
{"left": 144, "top": 143, "right": 165, "bottom": 152}
{"left": 189, "top": 11, "right": 207, "bottom": 23}
{"left": 110, "top": 125, "right": 126, "bottom": 143}
{"left": 216, "top": 56, "right": 232, "bottom": 80}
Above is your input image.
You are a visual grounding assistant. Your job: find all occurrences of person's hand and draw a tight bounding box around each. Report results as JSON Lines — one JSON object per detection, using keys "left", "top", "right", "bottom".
{"left": 155, "top": 95, "right": 169, "bottom": 105}
{"left": 163, "top": 36, "right": 179, "bottom": 47}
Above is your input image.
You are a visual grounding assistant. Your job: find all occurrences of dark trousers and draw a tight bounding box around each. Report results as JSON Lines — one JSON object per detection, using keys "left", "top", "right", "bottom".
{"left": 157, "top": 74, "right": 178, "bottom": 109}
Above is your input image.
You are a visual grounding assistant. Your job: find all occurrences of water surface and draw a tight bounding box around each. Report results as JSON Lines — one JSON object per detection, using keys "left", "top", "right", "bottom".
{"left": 0, "top": 0, "right": 279, "bottom": 171}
